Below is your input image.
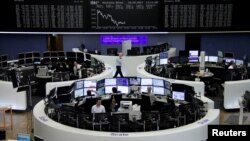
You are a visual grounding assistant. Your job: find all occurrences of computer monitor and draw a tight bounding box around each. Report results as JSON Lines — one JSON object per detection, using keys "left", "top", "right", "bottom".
{"left": 235, "top": 59, "right": 244, "bottom": 65}
{"left": 17, "top": 133, "right": 31, "bottom": 141}
{"left": 74, "top": 89, "right": 84, "bottom": 98}
{"left": 18, "top": 53, "right": 25, "bottom": 59}
{"left": 188, "top": 50, "right": 199, "bottom": 63}
{"left": 172, "top": 91, "right": 185, "bottom": 101}
{"left": 224, "top": 52, "right": 234, "bottom": 58}
{"left": 105, "top": 78, "right": 117, "bottom": 86}
{"left": 153, "top": 79, "right": 164, "bottom": 87}
{"left": 84, "top": 87, "right": 96, "bottom": 96}
{"left": 225, "top": 58, "right": 235, "bottom": 64}
{"left": 105, "top": 86, "right": 115, "bottom": 94}
{"left": 58, "top": 52, "right": 65, "bottom": 57}
{"left": 25, "top": 58, "right": 33, "bottom": 64}
{"left": 120, "top": 101, "right": 132, "bottom": 110}
{"left": 140, "top": 86, "right": 148, "bottom": 93}
{"left": 153, "top": 86, "right": 165, "bottom": 95}
{"left": 164, "top": 80, "right": 171, "bottom": 89}
{"left": 159, "top": 52, "right": 168, "bottom": 59}
{"left": 85, "top": 54, "right": 91, "bottom": 60}
{"left": 141, "top": 78, "right": 152, "bottom": 86}
{"left": 25, "top": 53, "right": 33, "bottom": 58}
{"left": 97, "top": 79, "right": 105, "bottom": 88}
{"left": 179, "top": 50, "right": 189, "bottom": 57}
{"left": 160, "top": 58, "right": 168, "bottom": 65}
{"left": 33, "top": 52, "right": 40, "bottom": 57}
{"left": 56, "top": 86, "right": 70, "bottom": 95}
{"left": 97, "top": 87, "right": 105, "bottom": 95}
{"left": 117, "top": 86, "right": 129, "bottom": 94}
{"left": 75, "top": 80, "right": 84, "bottom": 89}
{"left": 43, "top": 52, "right": 50, "bottom": 57}
{"left": 34, "top": 135, "right": 44, "bottom": 141}
{"left": 84, "top": 80, "right": 97, "bottom": 88}
{"left": 129, "top": 77, "right": 141, "bottom": 86}
{"left": 117, "top": 78, "right": 129, "bottom": 86}
{"left": 209, "top": 56, "right": 218, "bottom": 63}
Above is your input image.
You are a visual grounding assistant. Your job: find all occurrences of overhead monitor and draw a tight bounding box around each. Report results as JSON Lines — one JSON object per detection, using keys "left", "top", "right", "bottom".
{"left": 18, "top": 53, "right": 25, "bottom": 59}
{"left": 172, "top": 91, "right": 185, "bottom": 101}
{"left": 140, "top": 86, "right": 148, "bottom": 93}
{"left": 75, "top": 80, "right": 84, "bottom": 89}
{"left": 74, "top": 89, "right": 84, "bottom": 98}
{"left": 225, "top": 58, "right": 235, "bottom": 64}
{"left": 235, "top": 59, "right": 244, "bottom": 65}
{"left": 159, "top": 52, "right": 168, "bottom": 59}
{"left": 153, "top": 79, "right": 164, "bottom": 87}
{"left": 153, "top": 86, "right": 165, "bottom": 95}
{"left": 164, "top": 80, "right": 171, "bottom": 90}
{"left": 105, "top": 86, "right": 115, "bottom": 94}
{"left": 117, "top": 86, "right": 129, "bottom": 94}
{"left": 105, "top": 78, "right": 117, "bottom": 86}
{"left": 209, "top": 56, "right": 218, "bottom": 63}
{"left": 17, "top": 133, "right": 31, "bottom": 141}
{"left": 97, "top": 79, "right": 105, "bottom": 88}
{"left": 97, "top": 87, "right": 105, "bottom": 95}
{"left": 141, "top": 78, "right": 152, "bottom": 86}
{"left": 84, "top": 87, "right": 97, "bottom": 96}
{"left": 129, "top": 77, "right": 141, "bottom": 86}
{"left": 25, "top": 58, "right": 33, "bottom": 64}
{"left": 188, "top": 50, "right": 199, "bottom": 63}
{"left": 117, "top": 78, "right": 129, "bottom": 86}
{"left": 224, "top": 52, "right": 234, "bottom": 58}
{"left": 25, "top": 53, "right": 33, "bottom": 58}
{"left": 160, "top": 58, "right": 168, "bottom": 65}
{"left": 84, "top": 80, "right": 97, "bottom": 88}
{"left": 56, "top": 86, "right": 70, "bottom": 95}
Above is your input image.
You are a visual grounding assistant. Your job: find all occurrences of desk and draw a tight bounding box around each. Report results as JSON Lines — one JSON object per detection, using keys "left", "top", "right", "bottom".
{"left": 0, "top": 106, "right": 13, "bottom": 130}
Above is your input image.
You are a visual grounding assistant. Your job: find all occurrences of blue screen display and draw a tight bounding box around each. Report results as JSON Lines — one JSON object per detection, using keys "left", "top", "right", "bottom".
{"left": 117, "top": 78, "right": 129, "bottom": 86}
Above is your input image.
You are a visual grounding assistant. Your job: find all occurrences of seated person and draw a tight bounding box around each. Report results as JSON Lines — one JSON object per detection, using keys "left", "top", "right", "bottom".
{"left": 91, "top": 97, "right": 106, "bottom": 113}
{"left": 78, "top": 90, "right": 96, "bottom": 106}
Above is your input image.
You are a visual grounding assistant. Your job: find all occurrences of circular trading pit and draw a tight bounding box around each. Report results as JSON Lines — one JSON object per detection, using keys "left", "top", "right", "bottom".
{"left": 45, "top": 77, "right": 207, "bottom": 132}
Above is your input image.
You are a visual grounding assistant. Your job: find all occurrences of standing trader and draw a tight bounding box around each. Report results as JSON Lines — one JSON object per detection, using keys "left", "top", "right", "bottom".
{"left": 114, "top": 52, "right": 124, "bottom": 78}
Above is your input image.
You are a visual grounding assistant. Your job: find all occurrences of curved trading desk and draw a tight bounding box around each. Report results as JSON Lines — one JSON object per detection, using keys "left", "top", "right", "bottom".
{"left": 33, "top": 99, "right": 219, "bottom": 141}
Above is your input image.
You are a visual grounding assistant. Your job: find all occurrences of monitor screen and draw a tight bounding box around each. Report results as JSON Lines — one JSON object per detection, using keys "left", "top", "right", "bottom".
{"left": 189, "top": 50, "right": 198, "bottom": 57}
{"left": 209, "top": 56, "right": 218, "bottom": 63}
{"left": 105, "top": 86, "right": 115, "bottom": 94}
{"left": 97, "top": 87, "right": 105, "bottom": 95}
{"left": 117, "top": 78, "right": 129, "bottom": 86}
{"left": 160, "top": 58, "right": 168, "bottom": 65}
{"left": 43, "top": 52, "right": 50, "bottom": 57}
{"left": 224, "top": 52, "right": 234, "bottom": 58}
{"left": 153, "top": 79, "right": 164, "bottom": 87}
{"left": 57, "top": 86, "right": 69, "bottom": 95}
{"left": 172, "top": 91, "right": 185, "bottom": 101}
{"left": 179, "top": 50, "right": 189, "bottom": 57}
{"left": 141, "top": 78, "right": 152, "bottom": 86}
{"left": 75, "top": 80, "right": 84, "bottom": 89}
{"left": 18, "top": 53, "right": 25, "bottom": 59}
{"left": 85, "top": 54, "right": 91, "bottom": 60}
{"left": 105, "top": 78, "right": 117, "bottom": 86}
{"left": 84, "top": 80, "right": 97, "bottom": 88}
{"left": 25, "top": 58, "right": 33, "bottom": 64}
{"left": 74, "top": 89, "right": 83, "bottom": 98}
{"left": 235, "top": 59, "right": 244, "bottom": 65}
{"left": 97, "top": 79, "right": 105, "bottom": 88}
{"left": 17, "top": 133, "right": 31, "bottom": 141}
{"left": 140, "top": 86, "right": 148, "bottom": 93}
{"left": 153, "top": 86, "right": 165, "bottom": 95}
{"left": 84, "top": 87, "right": 96, "bottom": 96}
{"left": 33, "top": 53, "right": 40, "bottom": 57}
{"left": 225, "top": 58, "right": 235, "bottom": 64}
{"left": 159, "top": 52, "right": 168, "bottom": 59}
{"left": 25, "top": 53, "right": 33, "bottom": 58}
{"left": 117, "top": 86, "right": 129, "bottom": 94}
{"left": 129, "top": 77, "right": 141, "bottom": 86}
{"left": 50, "top": 52, "right": 58, "bottom": 57}
{"left": 164, "top": 80, "right": 171, "bottom": 89}
{"left": 58, "top": 52, "right": 65, "bottom": 57}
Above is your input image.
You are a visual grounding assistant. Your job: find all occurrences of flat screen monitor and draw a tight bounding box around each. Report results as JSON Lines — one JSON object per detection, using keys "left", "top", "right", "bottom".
{"left": 164, "top": 80, "right": 171, "bottom": 89}
{"left": 97, "top": 87, "right": 105, "bottom": 95}
{"left": 235, "top": 59, "right": 244, "bottom": 65}
{"left": 85, "top": 54, "right": 91, "bottom": 60}
{"left": 25, "top": 53, "right": 33, "bottom": 58}
{"left": 34, "top": 135, "right": 44, "bottom": 141}
{"left": 58, "top": 52, "right": 65, "bottom": 57}
{"left": 2, "top": 62, "right": 7, "bottom": 68}
{"left": 25, "top": 58, "right": 33, "bottom": 64}
{"left": 153, "top": 86, "right": 165, "bottom": 95}
{"left": 179, "top": 50, "right": 189, "bottom": 57}
{"left": 159, "top": 52, "right": 168, "bottom": 59}
{"left": 51, "top": 57, "right": 58, "bottom": 62}
{"left": 74, "top": 89, "right": 83, "bottom": 98}
{"left": 117, "top": 86, "right": 129, "bottom": 94}
{"left": 153, "top": 79, "right": 164, "bottom": 87}
{"left": 105, "top": 78, "right": 116, "bottom": 86}
{"left": 141, "top": 78, "right": 152, "bottom": 86}
{"left": 19, "top": 59, "right": 25, "bottom": 65}
{"left": 224, "top": 52, "right": 234, "bottom": 58}
{"left": 84, "top": 87, "right": 96, "bottom": 96}
{"left": 33, "top": 52, "right": 40, "bottom": 57}
{"left": 160, "top": 58, "right": 168, "bottom": 65}
{"left": 189, "top": 50, "right": 199, "bottom": 57}
{"left": 140, "top": 86, "right": 148, "bottom": 93}
{"left": 57, "top": 86, "right": 70, "bottom": 95}
{"left": 17, "top": 133, "right": 31, "bottom": 141}
{"left": 84, "top": 80, "right": 97, "bottom": 88}
{"left": 225, "top": 58, "right": 235, "bottom": 64}
{"left": 105, "top": 86, "right": 115, "bottom": 94}
{"left": 209, "top": 56, "right": 218, "bottom": 63}
{"left": 77, "top": 52, "right": 84, "bottom": 59}
{"left": 97, "top": 79, "right": 105, "bottom": 88}
{"left": 172, "top": 91, "right": 185, "bottom": 101}
{"left": 75, "top": 80, "right": 84, "bottom": 89}
{"left": 18, "top": 53, "right": 25, "bottom": 59}
{"left": 50, "top": 52, "right": 57, "bottom": 57}
{"left": 66, "top": 52, "right": 76, "bottom": 58}
{"left": 117, "top": 78, "right": 129, "bottom": 86}
{"left": 43, "top": 52, "right": 50, "bottom": 57}
{"left": 129, "top": 77, "right": 141, "bottom": 86}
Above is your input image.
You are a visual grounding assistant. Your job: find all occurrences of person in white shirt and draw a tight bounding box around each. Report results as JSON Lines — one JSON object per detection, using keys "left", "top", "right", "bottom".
{"left": 113, "top": 52, "right": 124, "bottom": 78}
{"left": 91, "top": 97, "right": 106, "bottom": 113}
{"left": 73, "top": 61, "right": 82, "bottom": 78}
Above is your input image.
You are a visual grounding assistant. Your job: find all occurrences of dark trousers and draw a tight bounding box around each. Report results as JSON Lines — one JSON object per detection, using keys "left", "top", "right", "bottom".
{"left": 114, "top": 66, "right": 123, "bottom": 78}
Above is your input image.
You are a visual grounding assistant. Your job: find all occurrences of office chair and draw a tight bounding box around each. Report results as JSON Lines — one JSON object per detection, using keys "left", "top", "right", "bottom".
{"left": 83, "top": 98, "right": 97, "bottom": 113}
{"left": 140, "top": 95, "right": 152, "bottom": 112}
{"left": 110, "top": 113, "right": 129, "bottom": 132}
{"left": 140, "top": 111, "right": 160, "bottom": 131}
{"left": 92, "top": 113, "right": 111, "bottom": 131}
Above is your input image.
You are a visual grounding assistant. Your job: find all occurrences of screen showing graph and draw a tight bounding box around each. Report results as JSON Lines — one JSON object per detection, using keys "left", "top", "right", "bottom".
{"left": 90, "top": 0, "right": 159, "bottom": 31}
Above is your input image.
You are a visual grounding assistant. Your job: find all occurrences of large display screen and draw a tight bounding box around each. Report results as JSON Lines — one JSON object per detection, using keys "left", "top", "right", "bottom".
{"left": 117, "top": 78, "right": 129, "bottom": 86}
{"left": 172, "top": 91, "right": 185, "bottom": 101}
{"left": 74, "top": 89, "right": 84, "bottom": 98}
{"left": 105, "top": 78, "right": 117, "bottom": 86}
{"left": 84, "top": 80, "right": 97, "bottom": 88}
{"left": 141, "top": 78, "right": 153, "bottom": 86}
{"left": 117, "top": 86, "right": 129, "bottom": 94}
{"left": 153, "top": 79, "right": 164, "bottom": 87}
{"left": 75, "top": 80, "right": 84, "bottom": 89}
{"left": 153, "top": 86, "right": 165, "bottom": 95}
{"left": 0, "top": 0, "right": 249, "bottom": 32}
{"left": 129, "top": 77, "right": 141, "bottom": 86}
